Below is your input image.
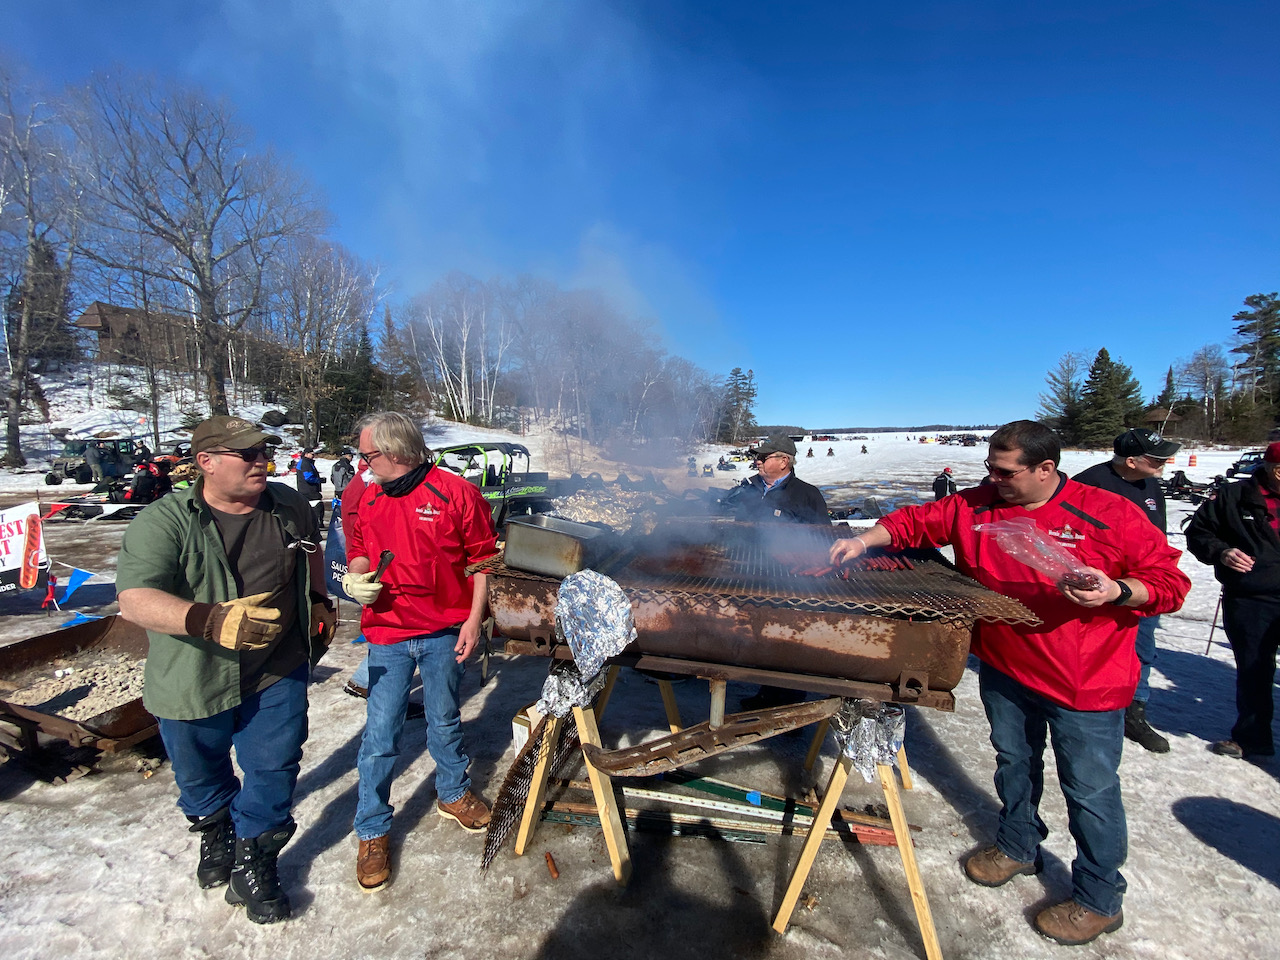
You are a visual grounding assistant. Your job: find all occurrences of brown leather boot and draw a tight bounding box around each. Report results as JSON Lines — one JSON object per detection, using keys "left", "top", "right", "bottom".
{"left": 356, "top": 835, "right": 391, "bottom": 891}
{"left": 963, "top": 844, "right": 1042, "bottom": 887}
{"left": 1034, "top": 899, "right": 1123, "bottom": 945}
{"left": 437, "top": 791, "right": 491, "bottom": 833}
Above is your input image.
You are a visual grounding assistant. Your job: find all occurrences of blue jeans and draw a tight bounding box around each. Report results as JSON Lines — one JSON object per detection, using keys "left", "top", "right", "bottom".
{"left": 1133, "top": 615, "right": 1159, "bottom": 704}
{"left": 351, "top": 652, "right": 370, "bottom": 689}
{"left": 354, "top": 633, "right": 470, "bottom": 841}
{"left": 979, "top": 662, "right": 1127, "bottom": 916}
{"left": 157, "top": 664, "right": 309, "bottom": 839}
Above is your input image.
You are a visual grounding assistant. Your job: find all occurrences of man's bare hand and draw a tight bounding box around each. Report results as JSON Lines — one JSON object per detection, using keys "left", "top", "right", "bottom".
{"left": 829, "top": 537, "right": 866, "bottom": 566}
{"left": 1058, "top": 566, "right": 1120, "bottom": 608}
{"left": 1221, "top": 547, "right": 1255, "bottom": 574}
{"left": 455, "top": 619, "right": 482, "bottom": 663}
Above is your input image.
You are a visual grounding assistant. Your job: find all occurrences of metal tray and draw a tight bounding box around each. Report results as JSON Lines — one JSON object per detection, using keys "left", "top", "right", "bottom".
{"left": 503, "top": 515, "right": 616, "bottom": 578}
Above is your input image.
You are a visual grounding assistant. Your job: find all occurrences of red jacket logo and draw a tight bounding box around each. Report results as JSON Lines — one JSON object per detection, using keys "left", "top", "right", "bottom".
{"left": 416, "top": 504, "right": 438, "bottom": 522}
{"left": 1050, "top": 524, "right": 1086, "bottom": 543}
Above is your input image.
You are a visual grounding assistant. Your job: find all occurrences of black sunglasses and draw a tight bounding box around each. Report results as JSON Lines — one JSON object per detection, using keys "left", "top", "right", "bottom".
{"left": 208, "top": 445, "right": 273, "bottom": 462}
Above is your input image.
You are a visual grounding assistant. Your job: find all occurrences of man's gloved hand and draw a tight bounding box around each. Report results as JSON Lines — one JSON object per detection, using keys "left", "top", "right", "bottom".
{"left": 185, "top": 592, "right": 282, "bottom": 651}
{"left": 342, "top": 571, "right": 384, "bottom": 606}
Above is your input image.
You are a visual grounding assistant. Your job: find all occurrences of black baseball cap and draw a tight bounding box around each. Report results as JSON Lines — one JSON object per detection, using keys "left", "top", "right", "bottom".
{"left": 749, "top": 435, "right": 798, "bottom": 458}
{"left": 1114, "top": 428, "right": 1180, "bottom": 460}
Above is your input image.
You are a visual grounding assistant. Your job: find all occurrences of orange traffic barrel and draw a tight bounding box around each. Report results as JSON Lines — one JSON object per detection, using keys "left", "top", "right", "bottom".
{"left": 1189, "top": 454, "right": 1198, "bottom": 467}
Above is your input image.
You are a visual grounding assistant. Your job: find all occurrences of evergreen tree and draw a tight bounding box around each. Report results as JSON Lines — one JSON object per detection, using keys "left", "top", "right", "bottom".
{"left": 1036, "top": 352, "right": 1085, "bottom": 444}
{"left": 320, "top": 323, "right": 380, "bottom": 445}
{"left": 717, "top": 367, "right": 757, "bottom": 444}
{"left": 1229, "top": 293, "right": 1280, "bottom": 409}
{"left": 4, "top": 237, "right": 79, "bottom": 373}
{"left": 1157, "top": 366, "right": 1177, "bottom": 409}
{"left": 1076, "top": 348, "right": 1144, "bottom": 447}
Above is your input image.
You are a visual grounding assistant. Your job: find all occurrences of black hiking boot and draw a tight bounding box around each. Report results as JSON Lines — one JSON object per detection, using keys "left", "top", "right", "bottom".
{"left": 1124, "top": 701, "right": 1170, "bottom": 754}
{"left": 225, "top": 823, "right": 297, "bottom": 924}
{"left": 187, "top": 806, "right": 235, "bottom": 889}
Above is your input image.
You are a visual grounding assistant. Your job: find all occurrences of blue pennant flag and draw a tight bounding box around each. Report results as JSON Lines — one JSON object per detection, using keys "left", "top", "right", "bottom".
{"left": 59, "top": 568, "right": 94, "bottom": 606}
{"left": 63, "top": 612, "right": 104, "bottom": 628}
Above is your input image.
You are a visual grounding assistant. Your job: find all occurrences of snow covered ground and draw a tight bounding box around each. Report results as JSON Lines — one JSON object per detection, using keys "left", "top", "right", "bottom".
{"left": 0, "top": 384, "right": 1277, "bottom": 959}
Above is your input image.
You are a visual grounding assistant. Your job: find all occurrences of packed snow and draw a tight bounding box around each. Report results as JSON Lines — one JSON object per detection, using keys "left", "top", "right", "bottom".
{"left": 0, "top": 382, "right": 1277, "bottom": 959}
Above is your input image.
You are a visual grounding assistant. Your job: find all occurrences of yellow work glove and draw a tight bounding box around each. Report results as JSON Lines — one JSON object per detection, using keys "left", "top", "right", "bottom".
{"left": 341, "top": 570, "right": 384, "bottom": 606}
{"left": 185, "top": 592, "right": 282, "bottom": 651}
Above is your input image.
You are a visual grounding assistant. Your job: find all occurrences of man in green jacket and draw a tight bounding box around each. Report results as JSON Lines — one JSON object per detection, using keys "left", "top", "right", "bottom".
{"left": 116, "top": 416, "right": 335, "bottom": 924}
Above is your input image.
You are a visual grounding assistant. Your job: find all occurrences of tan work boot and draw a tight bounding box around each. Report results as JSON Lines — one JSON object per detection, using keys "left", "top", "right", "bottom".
{"left": 1034, "top": 899, "right": 1123, "bottom": 945}
{"left": 437, "top": 791, "right": 491, "bottom": 833}
{"left": 963, "top": 844, "right": 1042, "bottom": 887}
{"left": 356, "top": 835, "right": 391, "bottom": 891}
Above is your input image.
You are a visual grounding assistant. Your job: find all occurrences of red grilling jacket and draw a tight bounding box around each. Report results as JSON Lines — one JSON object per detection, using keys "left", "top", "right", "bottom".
{"left": 347, "top": 466, "right": 498, "bottom": 644}
{"left": 879, "top": 476, "right": 1190, "bottom": 710}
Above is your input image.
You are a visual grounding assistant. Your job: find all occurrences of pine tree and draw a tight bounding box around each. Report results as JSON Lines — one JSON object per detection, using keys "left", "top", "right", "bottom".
{"left": 1036, "top": 352, "right": 1086, "bottom": 445}
{"left": 1077, "top": 348, "right": 1144, "bottom": 447}
{"left": 1229, "top": 293, "right": 1280, "bottom": 408}
{"left": 4, "top": 237, "right": 79, "bottom": 373}
{"left": 717, "top": 368, "right": 758, "bottom": 444}
{"left": 1157, "top": 366, "right": 1177, "bottom": 409}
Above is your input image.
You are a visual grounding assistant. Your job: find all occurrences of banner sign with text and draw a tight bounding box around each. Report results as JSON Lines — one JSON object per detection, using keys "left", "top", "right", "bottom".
{"left": 0, "top": 502, "right": 48, "bottom": 594}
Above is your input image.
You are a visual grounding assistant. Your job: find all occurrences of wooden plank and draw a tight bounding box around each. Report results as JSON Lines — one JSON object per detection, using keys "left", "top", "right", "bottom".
{"left": 514, "top": 715, "right": 564, "bottom": 856}
{"left": 803, "top": 718, "right": 830, "bottom": 774}
{"left": 773, "top": 753, "right": 852, "bottom": 933}
{"left": 573, "top": 705, "right": 632, "bottom": 885}
{"left": 897, "top": 744, "right": 914, "bottom": 791}
{"left": 657, "top": 679, "right": 683, "bottom": 732}
{"left": 593, "top": 664, "right": 620, "bottom": 722}
{"left": 878, "top": 763, "right": 942, "bottom": 960}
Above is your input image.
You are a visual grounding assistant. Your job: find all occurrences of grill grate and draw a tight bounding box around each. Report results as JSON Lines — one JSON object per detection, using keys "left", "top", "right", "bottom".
{"left": 476, "top": 520, "right": 1037, "bottom": 626}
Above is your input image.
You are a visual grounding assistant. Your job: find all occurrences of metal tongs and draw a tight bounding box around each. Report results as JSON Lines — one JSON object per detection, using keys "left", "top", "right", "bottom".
{"left": 372, "top": 550, "right": 394, "bottom": 582}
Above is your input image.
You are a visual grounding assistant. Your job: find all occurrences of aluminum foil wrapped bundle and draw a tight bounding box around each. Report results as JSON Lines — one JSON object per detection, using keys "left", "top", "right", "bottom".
{"left": 535, "top": 659, "right": 612, "bottom": 718}
{"left": 831, "top": 698, "right": 906, "bottom": 782}
{"left": 553, "top": 569, "right": 637, "bottom": 678}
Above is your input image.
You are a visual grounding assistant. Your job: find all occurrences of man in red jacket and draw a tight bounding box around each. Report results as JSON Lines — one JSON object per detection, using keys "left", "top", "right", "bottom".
{"left": 340, "top": 412, "right": 498, "bottom": 891}
{"left": 830, "top": 420, "right": 1190, "bottom": 947}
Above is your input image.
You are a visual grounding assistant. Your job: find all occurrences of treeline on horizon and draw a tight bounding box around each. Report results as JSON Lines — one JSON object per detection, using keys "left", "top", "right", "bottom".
{"left": 1037, "top": 292, "right": 1280, "bottom": 448}
{"left": 0, "top": 59, "right": 762, "bottom": 470}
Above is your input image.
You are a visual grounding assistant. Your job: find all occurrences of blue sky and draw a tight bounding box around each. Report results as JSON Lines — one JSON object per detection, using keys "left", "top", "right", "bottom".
{"left": 8, "top": 1, "right": 1279, "bottom": 427}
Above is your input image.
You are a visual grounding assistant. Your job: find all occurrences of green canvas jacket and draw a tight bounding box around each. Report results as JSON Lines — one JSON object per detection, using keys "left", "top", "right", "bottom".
{"left": 115, "top": 479, "right": 318, "bottom": 720}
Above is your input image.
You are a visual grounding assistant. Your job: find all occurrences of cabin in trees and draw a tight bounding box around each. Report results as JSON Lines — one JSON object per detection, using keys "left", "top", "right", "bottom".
{"left": 74, "top": 301, "right": 198, "bottom": 368}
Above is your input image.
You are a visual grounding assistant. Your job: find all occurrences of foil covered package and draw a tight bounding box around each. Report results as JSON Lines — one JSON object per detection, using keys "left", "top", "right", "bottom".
{"left": 535, "top": 659, "right": 611, "bottom": 718}
{"left": 831, "top": 698, "right": 906, "bottom": 782}
{"left": 553, "top": 569, "right": 637, "bottom": 679}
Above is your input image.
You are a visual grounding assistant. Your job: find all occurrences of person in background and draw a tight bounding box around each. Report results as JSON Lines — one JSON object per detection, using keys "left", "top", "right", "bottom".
{"left": 727, "top": 434, "right": 830, "bottom": 710}
{"left": 295, "top": 448, "right": 323, "bottom": 527}
{"left": 115, "top": 415, "right": 334, "bottom": 924}
{"left": 85, "top": 439, "right": 104, "bottom": 482}
{"left": 1073, "top": 428, "right": 1182, "bottom": 753}
{"left": 330, "top": 451, "right": 356, "bottom": 499}
{"left": 133, "top": 440, "right": 153, "bottom": 465}
{"left": 1185, "top": 441, "right": 1280, "bottom": 760}
{"left": 129, "top": 458, "right": 173, "bottom": 504}
{"left": 932, "top": 467, "right": 956, "bottom": 500}
{"left": 830, "top": 420, "right": 1190, "bottom": 946}
{"left": 341, "top": 412, "right": 498, "bottom": 892}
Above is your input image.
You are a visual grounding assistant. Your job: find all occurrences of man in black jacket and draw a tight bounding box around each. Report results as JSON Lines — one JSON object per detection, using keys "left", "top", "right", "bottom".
{"left": 1074, "top": 428, "right": 1181, "bottom": 753}
{"left": 728, "top": 435, "right": 830, "bottom": 524}
{"left": 296, "top": 449, "right": 323, "bottom": 527}
{"left": 726, "top": 434, "right": 829, "bottom": 709}
{"left": 932, "top": 467, "right": 956, "bottom": 500}
{"left": 1185, "top": 441, "right": 1280, "bottom": 759}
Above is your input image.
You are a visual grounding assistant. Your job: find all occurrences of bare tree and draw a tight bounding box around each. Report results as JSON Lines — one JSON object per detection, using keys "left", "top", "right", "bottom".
{"left": 74, "top": 73, "right": 324, "bottom": 416}
{"left": 0, "top": 65, "right": 81, "bottom": 466}
{"left": 1177, "top": 344, "right": 1230, "bottom": 437}
{"left": 272, "top": 237, "right": 377, "bottom": 445}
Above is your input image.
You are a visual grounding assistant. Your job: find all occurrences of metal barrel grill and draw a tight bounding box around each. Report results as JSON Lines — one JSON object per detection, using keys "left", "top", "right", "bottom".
{"left": 481, "top": 519, "right": 1037, "bottom": 711}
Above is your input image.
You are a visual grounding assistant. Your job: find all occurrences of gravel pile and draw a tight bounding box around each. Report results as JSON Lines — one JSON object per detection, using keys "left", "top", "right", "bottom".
{"left": 5, "top": 653, "right": 146, "bottom": 722}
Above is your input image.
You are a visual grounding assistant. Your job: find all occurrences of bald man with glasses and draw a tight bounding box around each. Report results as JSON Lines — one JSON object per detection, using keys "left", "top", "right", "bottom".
{"left": 117, "top": 416, "right": 335, "bottom": 925}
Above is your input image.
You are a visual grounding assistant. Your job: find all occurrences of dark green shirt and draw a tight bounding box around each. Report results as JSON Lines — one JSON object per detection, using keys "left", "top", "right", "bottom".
{"left": 116, "top": 479, "right": 318, "bottom": 720}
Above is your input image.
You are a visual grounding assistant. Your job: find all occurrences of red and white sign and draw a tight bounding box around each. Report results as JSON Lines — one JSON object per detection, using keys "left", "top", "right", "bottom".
{"left": 0, "top": 502, "right": 47, "bottom": 594}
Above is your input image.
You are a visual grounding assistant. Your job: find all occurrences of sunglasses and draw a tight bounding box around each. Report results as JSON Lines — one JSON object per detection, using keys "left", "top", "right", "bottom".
{"left": 753, "top": 453, "right": 788, "bottom": 463}
{"left": 984, "top": 458, "right": 1031, "bottom": 480}
{"left": 208, "top": 445, "right": 272, "bottom": 462}
{"left": 358, "top": 450, "right": 383, "bottom": 463}
{"left": 1140, "top": 454, "right": 1170, "bottom": 467}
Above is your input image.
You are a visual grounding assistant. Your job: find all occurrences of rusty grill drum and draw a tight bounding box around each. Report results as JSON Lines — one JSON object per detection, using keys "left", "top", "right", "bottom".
{"left": 479, "top": 520, "right": 1036, "bottom": 711}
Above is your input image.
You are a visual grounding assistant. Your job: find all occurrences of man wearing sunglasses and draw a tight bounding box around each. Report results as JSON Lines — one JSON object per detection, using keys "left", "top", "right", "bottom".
{"left": 829, "top": 420, "right": 1190, "bottom": 946}
{"left": 116, "top": 415, "right": 334, "bottom": 924}
{"left": 340, "top": 411, "right": 498, "bottom": 892}
{"left": 1073, "top": 428, "right": 1182, "bottom": 754}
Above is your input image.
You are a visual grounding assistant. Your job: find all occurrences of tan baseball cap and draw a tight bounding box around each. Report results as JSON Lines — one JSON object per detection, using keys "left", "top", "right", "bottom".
{"left": 191, "top": 416, "right": 283, "bottom": 454}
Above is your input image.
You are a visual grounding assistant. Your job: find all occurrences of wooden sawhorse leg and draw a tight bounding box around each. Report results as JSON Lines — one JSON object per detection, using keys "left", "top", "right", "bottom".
{"left": 573, "top": 705, "right": 632, "bottom": 885}
{"left": 773, "top": 757, "right": 942, "bottom": 960}
{"left": 514, "top": 714, "right": 565, "bottom": 856}
{"left": 656, "top": 679, "right": 683, "bottom": 732}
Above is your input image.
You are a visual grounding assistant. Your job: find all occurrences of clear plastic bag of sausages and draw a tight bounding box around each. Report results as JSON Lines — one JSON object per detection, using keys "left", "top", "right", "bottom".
{"left": 972, "top": 517, "right": 1100, "bottom": 590}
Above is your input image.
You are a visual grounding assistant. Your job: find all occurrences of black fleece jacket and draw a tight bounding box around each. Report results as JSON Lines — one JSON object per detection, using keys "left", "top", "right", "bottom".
{"left": 1185, "top": 476, "right": 1280, "bottom": 597}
